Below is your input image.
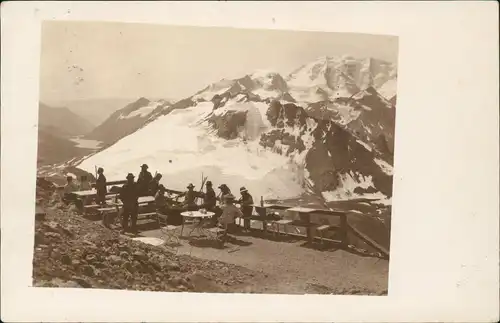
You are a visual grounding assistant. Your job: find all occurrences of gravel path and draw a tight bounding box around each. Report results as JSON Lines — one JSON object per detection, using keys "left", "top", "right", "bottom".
{"left": 142, "top": 226, "right": 389, "bottom": 295}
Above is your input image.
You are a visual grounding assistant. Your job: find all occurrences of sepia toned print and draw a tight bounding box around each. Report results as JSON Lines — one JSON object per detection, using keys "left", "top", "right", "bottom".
{"left": 34, "top": 21, "right": 397, "bottom": 295}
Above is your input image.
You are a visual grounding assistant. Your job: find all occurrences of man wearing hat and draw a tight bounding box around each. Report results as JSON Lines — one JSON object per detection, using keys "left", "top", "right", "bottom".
{"left": 95, "top": 167, "right": 107, "bottom": 206}
{"left": 237, "top": 187, "right": 254, "bottom": 231}
{"left": 119, "top": 173, "right": 140, "bottom": 234}
{"left": 137, "top": 164, "right": 153, "bottom": 196}
{"left": 181, "top": 183, "right": 202, "bottom": 211}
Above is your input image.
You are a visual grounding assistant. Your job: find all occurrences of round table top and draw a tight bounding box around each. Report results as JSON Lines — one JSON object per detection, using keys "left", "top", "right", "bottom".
{"left": 181, "top": 211, "right": 215, "bottom": 218}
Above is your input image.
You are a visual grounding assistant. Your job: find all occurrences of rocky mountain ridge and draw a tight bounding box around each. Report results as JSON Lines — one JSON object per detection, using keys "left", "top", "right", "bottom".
{"left": 69, "top": 55, "right": 396, "bottom": 203}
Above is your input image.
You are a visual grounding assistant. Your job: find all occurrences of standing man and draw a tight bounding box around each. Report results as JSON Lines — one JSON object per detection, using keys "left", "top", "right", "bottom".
{"left": 137, "top": 164, "right": 153, "bottom": 196}
{"left": 95, "top": 167, "right": 107, "bottom": 206}
{"left": 119, "top": 173, "right": 139, "bottom": 234}
{"left": 238, "top": 187, "right": 254, "bottom": 231}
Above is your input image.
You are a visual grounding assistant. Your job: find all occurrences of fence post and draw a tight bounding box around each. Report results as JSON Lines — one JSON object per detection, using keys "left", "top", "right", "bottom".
{"left": 304, "top": 212, "right": 313, "bottom": 244}
{"left": 340, "top": 213, "right": 348, "bottom": 248}
{"left": 255, "top": 206, "right": 268, "bottom": 233}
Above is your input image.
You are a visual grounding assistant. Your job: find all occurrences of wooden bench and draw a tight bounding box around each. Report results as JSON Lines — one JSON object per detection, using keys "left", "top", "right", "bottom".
{"left": 97, "top": 207, "right": 117, "bottom": 213}
{"left": 316, "top": 224, "right": 331, "bottom": 245}
{"left": 84, "top": 204, "right": 102, "bottom": 214}
{"left": 270, "top": 219, "right": 294, "bottom": 236}
{"left": 286, "top": 207, "right": 316, "bottom": 243}
{"left": 138, "top": 212, "right": 157, "bottom": 220}
{"left": 250, "top": 204, "right": 288, "bottom": 233}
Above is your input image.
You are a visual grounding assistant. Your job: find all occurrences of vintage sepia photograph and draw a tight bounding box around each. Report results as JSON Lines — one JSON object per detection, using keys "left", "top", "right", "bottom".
{"left": 34, "top": 21, "right": 397, "bottom": 295}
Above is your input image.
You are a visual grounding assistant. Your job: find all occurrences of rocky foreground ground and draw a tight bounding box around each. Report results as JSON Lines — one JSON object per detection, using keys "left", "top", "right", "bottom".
{"left": 33, "top": 180, "right": 388, "bottom": 295}
{"left": 33, "top": 197, "right": 264, "bottom": 293}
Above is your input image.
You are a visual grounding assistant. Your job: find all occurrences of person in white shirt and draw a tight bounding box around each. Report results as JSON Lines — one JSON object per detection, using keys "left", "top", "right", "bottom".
{"left": 218, "top": 194, "right": 243, "bottom": 234}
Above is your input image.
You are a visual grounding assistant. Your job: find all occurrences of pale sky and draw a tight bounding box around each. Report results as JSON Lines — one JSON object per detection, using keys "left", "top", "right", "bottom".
{"left": 40, "top": 21, "right": 398, "bottom": 103}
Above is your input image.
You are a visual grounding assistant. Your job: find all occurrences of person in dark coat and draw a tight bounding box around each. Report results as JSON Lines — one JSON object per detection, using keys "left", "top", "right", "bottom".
{"left": 154, "top": 184, "right": 184, "bottom": 225}
{"left": 181, "top": 183, "right": 202, "bottom": 211}
{"left": 136, "top": 164, "right": 153, "bottom": 196}
{"left": 95, "top": 167, "right": 107, "bottom": 206}
{"left": 238, "top": 187, "right": 254, "bottom": 231}
{"left": 149, "top": 173, "right": 163, "bottom": 196}
{"left": 119, "top": 173, "right": 139, "bottom": 234}
{"left": 202, "top": 181, "right": 217, "bottom": 211}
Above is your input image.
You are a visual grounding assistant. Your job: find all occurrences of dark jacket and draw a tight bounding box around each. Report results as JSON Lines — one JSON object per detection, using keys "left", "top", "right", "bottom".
{"left": 119, "top": 182, "right": 139, "bottom": 207}
{"left": 238, "top": 193, "right": 254, "bottom": 215}
{"left": 149, "top": 180, "right": 161, "bottom": 196}
{"left": 96, "top": 174, "right": 107, "bottom": 195}
{"left": 184, "top": 190, "right": 202, "bottom": 207}
{"left": 203, "top": 187, "right": 217, "bottom": 209}
{"left": 137, "top": 170, "right": 153, "bottom": 194}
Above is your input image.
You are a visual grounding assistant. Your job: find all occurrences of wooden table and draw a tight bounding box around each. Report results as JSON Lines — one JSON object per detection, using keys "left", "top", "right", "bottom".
{"left": 180, "top": 211, "right": 215, "bottom": 238}
{"left": 73, "top": 190, "right": 97, "bottom": 198}
{"left": 286, "top": 207, "right": 317, "bottom": 244}
{"left": 111, "top": 196, "right": 155, "bottom": 206}
{"left": 250, "top": 203, "right": 290, "bottom": 233}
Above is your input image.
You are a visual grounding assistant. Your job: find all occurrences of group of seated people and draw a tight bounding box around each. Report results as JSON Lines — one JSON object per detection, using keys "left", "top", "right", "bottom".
{"left": 154, "top": 179, "right": 255, "bottom": 231}
{"left": 60, "top": 163, "right": 256, "bottom": 235}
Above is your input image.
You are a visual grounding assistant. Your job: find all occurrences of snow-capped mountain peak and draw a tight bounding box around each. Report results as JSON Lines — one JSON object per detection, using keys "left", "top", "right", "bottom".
{"left": 76, "top": 55, "right": 396, "bottom": 204}
{"left": 286, "top": 55, "right": 397, "bottom": 104}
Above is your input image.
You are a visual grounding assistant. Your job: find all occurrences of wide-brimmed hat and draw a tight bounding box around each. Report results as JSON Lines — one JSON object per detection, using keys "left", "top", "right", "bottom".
{"left": 240, "top": 186, "right": 248, "bottom": 193}
{"left": 224, "top": 194, "right": 236, "bottom": 201}
{"left": 206, "top": 181, "right": 212, "bottom": 186}
{"left": 218, "top": 184, "right": 228, "bottom": 190}
{"left": 141, "top": 164, "right": 149, "bottom": 169}
{"left": 187, "top": 183, "right": 195, "bottom": 189}
{"left": 126, "top": 173, "right": 135, "bottom": 179}
{"left": 154, "top": 173, "right": 163, "bottom": 178}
